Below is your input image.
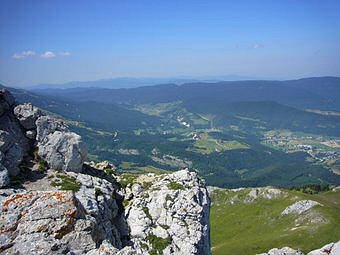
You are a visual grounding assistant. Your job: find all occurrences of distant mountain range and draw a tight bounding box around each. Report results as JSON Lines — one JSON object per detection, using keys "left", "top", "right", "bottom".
{"left": 23, "top": 75, "right": 256, "bottom": 90}
{"left": 31, "top": 76, "right": 340, "bottom": 111}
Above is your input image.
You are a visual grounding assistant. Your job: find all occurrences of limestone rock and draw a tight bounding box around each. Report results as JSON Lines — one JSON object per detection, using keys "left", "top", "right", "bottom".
{"left": 35, "top": 115, "right": 67, "bottom": 143}
{"left": 282, "top": 200, "right": 320, "bottom": 216}
{"left": 0, "top": 191, "right": 79, "bottom": 254}
{"left": 307, "top": 241, "right": 340, "bottom": 255}
{"left": 0, "top": 91, "right": 31, "bottom": 178}
{"left": 0, "top": 164, "right": 9, "bottom": 188}
{"left": 259, "top": 242, "right": 340, "bottom": 255}
{"left": 0, "top": 173, "right": 124, "bottom": 255}
{"left": 258, "top": 247, "right": 304, "bottom": 255}
{"left": 36, "top": 115, "right": 87, "bottom": 173}
{"left": 38, "top": 131, "right": 87, "bottom": 173}
{"left": 0, "top": 129, "right": 25, "bottom": 176}
{"left": 123, "top": 169, "right": 211, "bottom": 255}
{"left": 72, "top": 172, "right": 123, "bottom": 248}
{"left": 247, "top": 187, "right": 283, "bottom": 202}
{"left": 13, "top": 103, "right": 41, "bottom": 130}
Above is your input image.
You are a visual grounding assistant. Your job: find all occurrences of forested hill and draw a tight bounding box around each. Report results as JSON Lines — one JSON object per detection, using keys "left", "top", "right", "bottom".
{"left": 32, "top": 77, "right": 340, "bottom": 111}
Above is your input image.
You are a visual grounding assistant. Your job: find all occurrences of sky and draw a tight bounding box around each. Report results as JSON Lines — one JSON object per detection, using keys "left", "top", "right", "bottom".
{"left": 0, "top": 0, "right": 340, "bottom": 87}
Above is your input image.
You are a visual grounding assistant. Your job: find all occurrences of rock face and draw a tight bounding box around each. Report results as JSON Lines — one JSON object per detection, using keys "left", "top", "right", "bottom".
{"left": 0, "top": 88, "right": 87, "bottom": 186}
{"left": 281, "top": 200, "right": 320, "bottom": 216}
{"left": 0, "top": 89, "right": 29, "bottom": 185}
{"left": 122, "top": 169, "right": 211, "bottom": 255}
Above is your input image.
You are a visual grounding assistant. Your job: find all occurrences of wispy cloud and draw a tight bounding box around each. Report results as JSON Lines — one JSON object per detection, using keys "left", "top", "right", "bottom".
{"left": 40, "top": 51, "right": 56, "bottom": 58}
{"left": 252, "top": 43, "right": 264, "bottom": 49}
{"left": 59, "top": 51, "right": 71, "bottom": 56}
{"left": 12, "top": 50, "right": 36, "bottom": 59}
{"left": 12, "top": 50, "right": 71, "bottom": 59}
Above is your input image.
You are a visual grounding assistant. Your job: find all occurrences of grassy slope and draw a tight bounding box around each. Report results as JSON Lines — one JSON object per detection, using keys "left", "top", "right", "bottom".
{"left": 210, "top": 188, "right": 340, "bottom": 255}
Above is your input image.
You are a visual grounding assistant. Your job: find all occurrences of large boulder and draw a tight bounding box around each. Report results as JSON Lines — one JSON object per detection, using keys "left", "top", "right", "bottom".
{"left": 36, "top": 115, "right": 87, "bottom": 173}
{"left": 259, "top": 242, "right": 340, "bottom": 255}
{"left": 35, "top": 115, "right": 67, "bottom": 143}
{"left": 14, "top": 103, "right": 41, "bottom": 130}
{"left": 0, "top": 173, "right": 125, "bottom": 255}
{"left": 38, "top": 131, "right": 87, "bottom": 173}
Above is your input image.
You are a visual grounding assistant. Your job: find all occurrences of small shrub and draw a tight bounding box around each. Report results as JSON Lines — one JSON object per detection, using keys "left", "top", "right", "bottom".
{"left": 143, "top": 206, "right": 152, "bottom": 220}
{"left": 165, "top": 194, "right": 174, "bottom": 202}
{"left": 95, "top": 187, "right": 103, "bottom": 197}
{"left": 123, "top": 199, "right": 130, "bottom": 207}
{"left": 38, "top": 159, "right": 48, "bottom": 172}
{"left": 119, "top": 174, "right": 137, "bottom": 188}
{"left": 51, "top": 174, "right": 81, "bottom": 192}
{"left": 104, "top": 168, "right": 114, "bottom": 176}
{"left": 142, "top": 181, "right": 153, "bottom": 189}
{"left": 147, "top": 233, "right": 171, "bottom": 255}
{"left": 167, "top": 181, "right": 184, "bottom": 190}
{"left": 140, "top": 242, "right": 149, "bottom": 250}
{"left": 290, "top": 184, "right": 332, "bottom": 194}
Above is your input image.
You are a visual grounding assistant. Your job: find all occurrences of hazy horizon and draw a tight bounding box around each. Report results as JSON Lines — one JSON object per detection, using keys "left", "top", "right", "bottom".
{"left": 1, "top": 0, "right": 340, "bottom": 87}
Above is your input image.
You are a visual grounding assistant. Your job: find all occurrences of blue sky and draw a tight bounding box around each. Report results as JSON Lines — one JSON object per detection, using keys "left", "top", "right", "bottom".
{"left": 1, "top": 0, "right": 340, "bottom": 86}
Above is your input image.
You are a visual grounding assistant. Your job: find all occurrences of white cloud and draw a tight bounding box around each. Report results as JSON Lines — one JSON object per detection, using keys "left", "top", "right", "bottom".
{"left": 12, "top": 50, "right": 36, "bottom": 59}
{"left": 252, "top": 43, "right": 264, "bottom": 49}
{"left": 12, "top": 50, "right": 71, "bottom": 59}
{"left": 40, "top": 51, "right": 56, "bottom": 58}
{"left": 59, "top": 51, "right": 71, "bottom": 56}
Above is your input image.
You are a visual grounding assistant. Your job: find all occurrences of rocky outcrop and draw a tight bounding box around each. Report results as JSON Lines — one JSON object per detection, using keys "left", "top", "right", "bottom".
{"left": 122, "top": 169, "right": 211, "bottom": 255}
{"left": 209, "top": 186, "right": 286, "bottom": 205}
{"left": 0, "top": 89, "right": 29, "bottom": 184}
{"left": 307, "top": 242, "right": 340, "bottom": 255}
{"left": 0, "top": 89, "right": 87, "bottom": 187}
{"left": 281, "top": 200, "right": 320, "bottom": 216}
{"left": 14, "top": 103, "right": 41, "bottom": 131}
{"left": 0, "top": 169, "right": 211, "bottom": 255}
{"left": 259, "top": 242, "right": 340, "bottom": 255}
{"left": 0, "top": 190, "right": 79, "bottom": 254}
{"left": 0, "top": 173, "right": 124, "bottom": 255}
{"left": 38, "top": 130, "right": 87, "bottom": 173}
{"left": 258, "top": 247, "right": 304, "bottom": 255}
{"left": 35, "top": 115, "right": 87, "bottom": 173}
